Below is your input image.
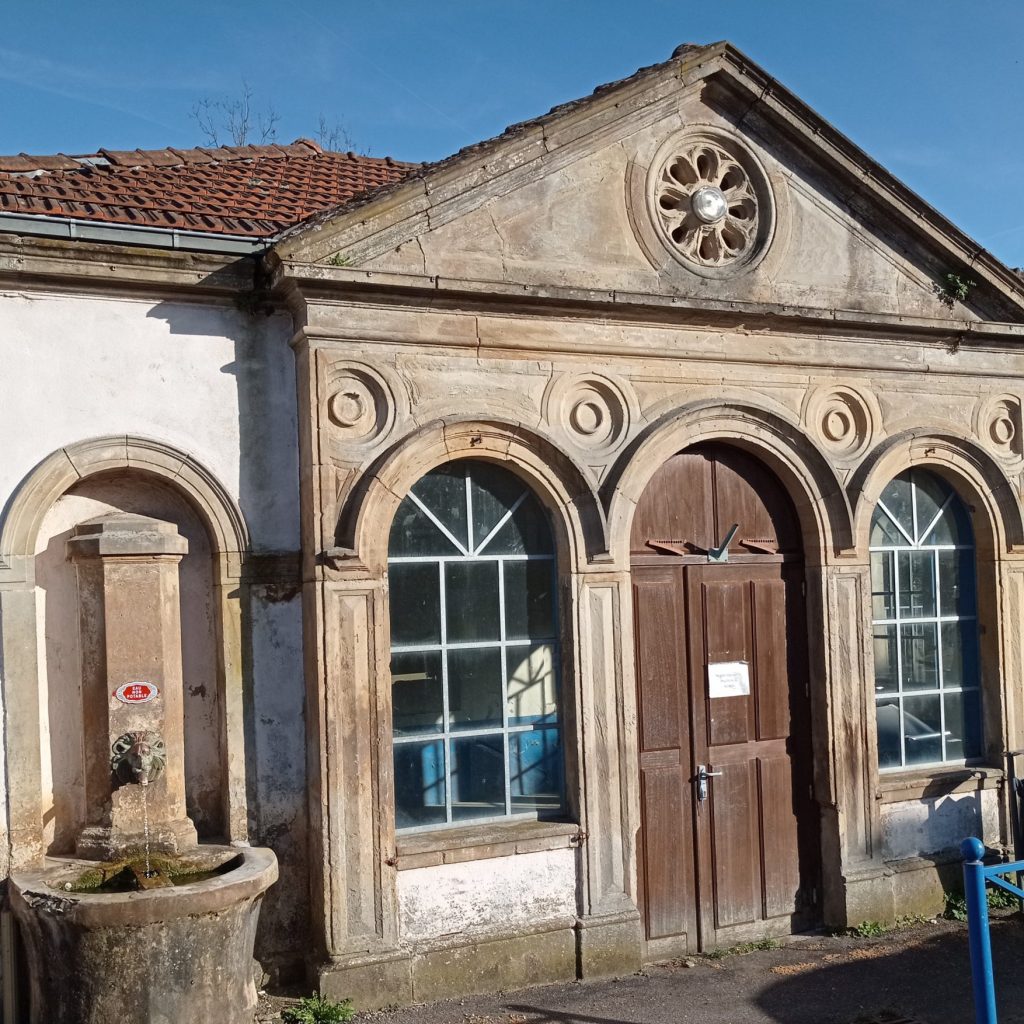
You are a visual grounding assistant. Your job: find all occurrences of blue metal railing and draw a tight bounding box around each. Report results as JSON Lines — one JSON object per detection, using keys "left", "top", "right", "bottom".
{"left": 962, "top": 836, "right": 1024, "bottom": 1024}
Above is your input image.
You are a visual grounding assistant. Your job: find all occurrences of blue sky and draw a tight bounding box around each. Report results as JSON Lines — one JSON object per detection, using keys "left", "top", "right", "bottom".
{"left": 3, "top": 1, "right": 1023, "bottom": 264}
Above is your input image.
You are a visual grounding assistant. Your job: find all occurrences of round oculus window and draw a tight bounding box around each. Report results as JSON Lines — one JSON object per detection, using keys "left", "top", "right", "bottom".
{"left": 647, "top": 131, "right": 775, "bottom": 276}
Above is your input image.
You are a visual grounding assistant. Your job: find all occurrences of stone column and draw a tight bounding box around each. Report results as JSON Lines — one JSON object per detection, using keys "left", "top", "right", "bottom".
{"left": 68, "top": 513, "right": 197, "bottom": 858}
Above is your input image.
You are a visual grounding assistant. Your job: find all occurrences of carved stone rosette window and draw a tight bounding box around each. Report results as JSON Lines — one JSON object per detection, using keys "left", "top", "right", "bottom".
{"left": 645, "top": 129, "right": 774, "bottom": 277}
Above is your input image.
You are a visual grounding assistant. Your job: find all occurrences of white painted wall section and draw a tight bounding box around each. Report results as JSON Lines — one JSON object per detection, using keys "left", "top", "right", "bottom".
{"left": 881, "top": 790, "right": 1000, "bottom": 862}
{"left": 398, "top": 849, "right": 577, "bottom": 944}
{"left": 0, "top": 291, "right": 299, "bottom": 551}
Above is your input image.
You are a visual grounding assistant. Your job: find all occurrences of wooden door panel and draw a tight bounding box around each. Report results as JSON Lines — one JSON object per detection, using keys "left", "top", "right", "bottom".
{"left": 690, "top": 563, "right": 818, "bottom": 946}
{"left": 633, "top": 573, "right": 685, "bottom": 751}
{"left": 706, "top": 760, "right": 760, "bottom": 928}
{"left": 701, "top": 579, "right": 752, "bottom": 747}
{"left": 753, "top": 579, "right": 789, "bottom": 741}
{"left": 759, "top": 754, "right": 803, "bottom": 919}
{"left": 633, "top": 568, "right": 696, "bottom": 945}
{"left": 642, "top": 769, "right": 693, "bottom": 940}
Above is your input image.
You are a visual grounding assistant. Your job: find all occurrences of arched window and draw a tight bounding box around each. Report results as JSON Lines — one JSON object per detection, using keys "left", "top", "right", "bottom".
{"left": 870, "top": 469, "right": 982, "bottom": 770}
{"left": 387, "top": 460, "right": 563, "bottom": 831}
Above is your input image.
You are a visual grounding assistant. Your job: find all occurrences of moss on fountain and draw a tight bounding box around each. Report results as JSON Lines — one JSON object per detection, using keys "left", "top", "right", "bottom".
{"left": 62, "top": 849, "right": 242, "bottom": 893}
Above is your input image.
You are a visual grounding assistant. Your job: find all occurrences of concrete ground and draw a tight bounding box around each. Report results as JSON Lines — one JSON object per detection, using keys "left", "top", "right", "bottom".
{"left": 259, "top": 914, "right": 1024, "bottom": 1024}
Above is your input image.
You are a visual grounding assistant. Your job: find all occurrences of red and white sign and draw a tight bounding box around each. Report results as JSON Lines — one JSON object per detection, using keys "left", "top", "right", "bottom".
{"left": 113, "top": 682, "right": 159, "bottom": 704}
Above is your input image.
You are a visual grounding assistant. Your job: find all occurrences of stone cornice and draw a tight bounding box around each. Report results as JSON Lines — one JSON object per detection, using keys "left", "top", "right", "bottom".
{"left": 0, "top": 233, "right": 254, "bottom": 300}
{"left": 271, "top": 259, "right": 1024, "bottom": 349}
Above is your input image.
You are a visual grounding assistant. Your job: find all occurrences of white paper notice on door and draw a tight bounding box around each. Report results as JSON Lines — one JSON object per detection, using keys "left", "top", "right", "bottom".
{"left": 707, "top": 661, "right": 750, "bottom": 698}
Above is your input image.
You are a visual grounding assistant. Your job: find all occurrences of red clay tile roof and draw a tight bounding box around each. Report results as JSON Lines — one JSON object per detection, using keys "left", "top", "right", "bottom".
{"left": 0, "top": 139, "right": 419, "bottom": 238}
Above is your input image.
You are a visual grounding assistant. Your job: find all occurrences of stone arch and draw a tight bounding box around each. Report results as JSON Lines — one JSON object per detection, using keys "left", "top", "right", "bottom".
{"left": 338, "top": 418, "right": 609, "bottom": 574}
{"left": 849, "top": 431, "right": 1024, "bottom": 558}
{"left": 2, "top": 435, "right": 248, "bottom": 583}
{"left": 605, "top": 398, "right": 854, "bottom": 566}
{"left": 0, "top": 435, "right": 253, "bottom": 866}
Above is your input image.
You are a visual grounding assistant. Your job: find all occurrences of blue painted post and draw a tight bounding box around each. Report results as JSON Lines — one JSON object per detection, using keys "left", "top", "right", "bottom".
{"left": 963, "top": 836, "right": 998, "bottom": 1024}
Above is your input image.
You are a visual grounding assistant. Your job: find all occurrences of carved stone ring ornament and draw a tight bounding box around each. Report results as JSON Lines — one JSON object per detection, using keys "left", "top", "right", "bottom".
{"left": 975, "top": 393, "right": 1023, "bottom": 462}
{"left": 643, "top": 129, "right": 775, "bottom": 277}
{"left": 323, "top": 363, "right": 400, "bottom": 450}
{"left": 801, "top": 384, "right": 878, "bottom": 466}
{"left": 542, "top": 372, "right": 637, "bottom": 458}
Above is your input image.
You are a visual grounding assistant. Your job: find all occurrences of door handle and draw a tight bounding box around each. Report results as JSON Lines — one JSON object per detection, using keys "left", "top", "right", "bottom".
{"left": 696, "top": 763, "right": 723, "bottom": 802}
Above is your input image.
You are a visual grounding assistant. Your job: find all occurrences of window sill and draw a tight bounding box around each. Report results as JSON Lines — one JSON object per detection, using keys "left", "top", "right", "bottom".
{"left": 395, "top": 819, "right": 582, "bottom": 870}
{"left": 877, "top": 764, "right": 1004, "bottom": 804}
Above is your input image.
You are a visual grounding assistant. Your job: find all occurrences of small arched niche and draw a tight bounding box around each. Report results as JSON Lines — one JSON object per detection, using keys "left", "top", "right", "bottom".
{"left": 34, "top": 470, "right": 223, "bottom": 853}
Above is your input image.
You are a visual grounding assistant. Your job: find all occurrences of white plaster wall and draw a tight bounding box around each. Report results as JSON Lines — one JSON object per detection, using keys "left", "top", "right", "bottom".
{"left": 397, "top": 849, "right": 577, "bottom": 944}
{"left": 0, "top": 290, "right": 299, "bottom": 551}
{"left": 881, "top": 790, "right": 1001, "bottom": 862}
{"left": 249, "top": 589, "right": 308, "bottom": 950}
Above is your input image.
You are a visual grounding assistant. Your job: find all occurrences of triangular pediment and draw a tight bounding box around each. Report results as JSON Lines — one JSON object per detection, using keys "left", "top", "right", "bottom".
{"left": 275, "top": 43, "right": 1024, "bottom": 324}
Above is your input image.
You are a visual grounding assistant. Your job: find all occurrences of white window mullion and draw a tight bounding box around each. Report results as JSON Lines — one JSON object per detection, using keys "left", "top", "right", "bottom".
{"left": 498, "top": 559, "right": 512, "bottom": 816}
{"left": 438, "top": 561, "right": 453, "bottom": 823}
{"left": 476, "top": 491, "right": 528, "bottom": 556}
{"left": 409, "top": 492, "right": 469, "bottom": 556}
{"left": 465, "top": 466, "right": 475, "bottom": 555}
{"left": 893, "top": 548, "right": 907, "bottom": 768}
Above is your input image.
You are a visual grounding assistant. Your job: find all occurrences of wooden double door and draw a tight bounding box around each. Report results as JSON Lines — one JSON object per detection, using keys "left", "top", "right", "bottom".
{"left": 631, "top": 445, "right": 819, "bottom": 955}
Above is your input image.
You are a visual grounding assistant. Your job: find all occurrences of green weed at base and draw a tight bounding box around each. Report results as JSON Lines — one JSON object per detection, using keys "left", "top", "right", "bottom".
{"left": 702, "top": 937, "right": 781, "bottom": 960}
{"left": 281, "top": 993, "right": 355, "bottom": 1024}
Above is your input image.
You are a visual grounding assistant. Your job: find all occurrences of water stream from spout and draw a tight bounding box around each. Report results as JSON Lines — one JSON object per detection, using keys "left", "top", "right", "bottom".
{"left": 141, "top": 784, "right": 151, "bottom": 877}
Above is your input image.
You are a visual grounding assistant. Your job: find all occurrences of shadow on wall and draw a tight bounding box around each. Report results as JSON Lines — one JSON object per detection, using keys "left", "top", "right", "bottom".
{"left": 145, "top": 295, "right": 308, "bottom": 975}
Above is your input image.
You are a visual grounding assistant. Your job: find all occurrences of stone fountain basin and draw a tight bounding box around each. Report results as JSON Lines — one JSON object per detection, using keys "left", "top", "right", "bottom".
{"left": 11, "top": 845, "right": 277, "bottom": 1024}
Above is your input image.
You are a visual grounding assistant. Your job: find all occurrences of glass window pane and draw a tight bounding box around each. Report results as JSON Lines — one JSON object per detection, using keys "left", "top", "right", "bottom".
{"left": 898, "top": 551, "right": 935, "bottom": 618}
{"left": 391, "top": 651, "right": 443, "bottom": 734}
{"left": 938, "top": 549, "right": 977, "bottom": 617}
{"left": 924, "top": 492, "right": 973, "bottom": 547}
{"left": 870, "top": 508, "right": 903, "bottom": 547}
{"left": 901, "top": 622, "right": 938, "bottom": 691}
{"left": 509, "top": 729, "right": 563, "bottom": 814}
{"left": 875, "top": 701, "right": 903, "bottom": 770}
{"left": 445, "top": 561, "right": 500, "bottom": 642}
{"left": 469, "top": 463, "right": 528, "bottom": 552}
{"left": 389, "top": 496, "right": 459, "bottom": 556}
{"left": 485, "top": 495, "right": 554, "bottom": 555}
{"left": 507, "top": 644, "right": 560, "bottom": 726}
{"left": 450, "top": 735, "right": 506, "bottom": 821}
{"left": 880, "top": 475, "right": 915, "bottom": 541}
{"left": 389, "top": 563, "right": 441, "bottom": 645}
{"left": 394, "top": 740, "right": 446, "bottom": 829}
{"left": 505, "top": 560, "right": 556, "bottom": 640}
{"left": 903, "top": 694, "right": 943, "bottom": 766}
{"left": 870, "top": 551, "right": 895, "bottom": 620}
{"left": 413, "top": 466, "right": 469, "bottom": 551}
{"left": 873, "top": 626, "right": 899, "bottom": 695}
{"left": 944, "top": 690, "right": 982, "bottom": 762}
{"left": 447, "top": 648, "right": 503, "bottom": 730}
{"left": 913, "top": 471, "right": 949, "bottom": 542}
{"left": 941, "top": 620, "right": 980, "bottom": 691}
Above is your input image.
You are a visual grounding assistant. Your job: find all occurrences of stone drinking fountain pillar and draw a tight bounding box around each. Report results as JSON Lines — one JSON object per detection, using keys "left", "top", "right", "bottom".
{"left": 67, "top": 512, "right": 197, "bottom": 857}
{"left": 10, "top": 510, "right": 277, "bottom": 1024}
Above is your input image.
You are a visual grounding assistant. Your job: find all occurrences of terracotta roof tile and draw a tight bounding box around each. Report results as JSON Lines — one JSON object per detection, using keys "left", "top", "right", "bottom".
{"left": 0, "top": 139, "right": 420, "bottom": 238}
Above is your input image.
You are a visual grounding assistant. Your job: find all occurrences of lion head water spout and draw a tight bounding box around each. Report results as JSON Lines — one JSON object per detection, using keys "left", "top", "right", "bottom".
{"left": 111, "top": 730, "right": 165, "bottom": 788}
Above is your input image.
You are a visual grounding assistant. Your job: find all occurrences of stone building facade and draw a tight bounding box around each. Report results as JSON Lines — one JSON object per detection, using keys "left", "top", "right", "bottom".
{"left": 2, "top": 41, "right": 1024, "bottom": 1011}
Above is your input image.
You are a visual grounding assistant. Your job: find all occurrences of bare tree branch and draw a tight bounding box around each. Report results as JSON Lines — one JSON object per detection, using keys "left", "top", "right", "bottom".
{"left": 315, "top": 114, "right": 354, "bottom": 152}
{"left": 189, "top": 85, "right": 354, "bottom": 151}
{"left": 189, "top": 81, "right": 279, "bottom": 147}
